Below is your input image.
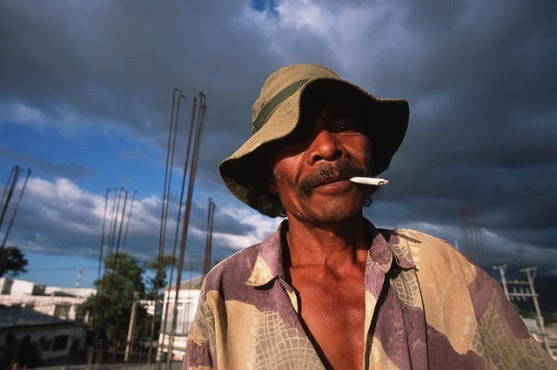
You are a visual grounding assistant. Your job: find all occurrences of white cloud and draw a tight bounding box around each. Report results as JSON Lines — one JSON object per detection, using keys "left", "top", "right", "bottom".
{"left": 276, "top": 0, "right": 334, "bottom": 34}
{"left": 242, "top": 0, "right": 414, "bottom": 73}
{"left": 6, "top": 177, "right": 167, "bottom": 257}
{"left": 27, "top": 177, "right": 84, "bottom": 201}
{"left": 11, "top": 102, "right": 49, "bottom": 125}
{"left": 216, "top": 205, "right": 281, "bottom": 249}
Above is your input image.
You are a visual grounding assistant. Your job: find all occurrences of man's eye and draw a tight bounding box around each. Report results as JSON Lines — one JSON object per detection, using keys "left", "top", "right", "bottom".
{"left": 333, "top": 119, "right": 358, "bottom": 133}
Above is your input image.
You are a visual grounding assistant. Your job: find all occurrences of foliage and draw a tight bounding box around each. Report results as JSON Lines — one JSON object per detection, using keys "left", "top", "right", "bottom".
{"left": 144, "top": 254, "right": 176, "bottom": 300}
{"left": 77, "top": 252, "right": 176, "bottom": 347}
{"left": 0, "top": 246, "right": 28, "bottom": 277}
{"left": 77, "top": 252, "right": 148, "bottom": 347}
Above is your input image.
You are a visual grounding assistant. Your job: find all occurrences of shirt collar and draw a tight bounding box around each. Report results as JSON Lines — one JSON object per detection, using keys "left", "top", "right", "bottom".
{"left": 245, "top": 220, "right": 288, "bottom": 287}
{"left": 245, "top": 219, "right": 416, "bottom": 287}
{"left": 370, "top": 224, "right": 416, "bottom": 272}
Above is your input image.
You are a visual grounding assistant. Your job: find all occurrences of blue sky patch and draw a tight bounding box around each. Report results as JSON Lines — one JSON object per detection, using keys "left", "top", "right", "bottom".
{"left": 251, "top": 0, "right": 279, "bottom": 16}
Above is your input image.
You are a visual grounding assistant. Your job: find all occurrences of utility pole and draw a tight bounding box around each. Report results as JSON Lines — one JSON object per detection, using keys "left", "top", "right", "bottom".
{"left": 125, "top": 291, "right": 139, "bottom": 362}
{"left": 492, "top": 264, "right": 509, "bottom": 299}
{"left": 494, "top": 265, "right": 551, "bottom": 356}
{"left": 520, "top": 267, "right": 551, "bottom": 354}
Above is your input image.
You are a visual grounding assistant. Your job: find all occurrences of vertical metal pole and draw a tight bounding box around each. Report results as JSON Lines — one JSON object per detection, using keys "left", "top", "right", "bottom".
{"left": 0, "top": 166, "right": 18, "bottom": 211}
{"left": 0, "top": 165, "right": 20, "bottom": 277}
{"left": 121, "top": 190, "right": 137, "bottom": 253}
{"left": 114, "top": 189, "right": 129, "bottom": 258}
{"left": 107, "top": 188, "right": 123, "bottom": 259}
{"left": 97, "top": 188, "right": 111, "bottom": 281}
{"left": 0, "top": 165, "right": 20, "bottom": 230}
{"left": 168, "top": 93, "right": 207, "bottom": 369}
{"left": 160, "top": 94, "right": 192, "bottom": 367}
{"left": 95, "top": 187, "right": 112, "bottom": 346}
{"left": 149, "top": 88, "right": 186, "bottom": 367}
{"left": 0, "top": 168, "right": 31, "bottom": 249}
{"left": 202, "top": 198, "right": 215, "bottom": 277}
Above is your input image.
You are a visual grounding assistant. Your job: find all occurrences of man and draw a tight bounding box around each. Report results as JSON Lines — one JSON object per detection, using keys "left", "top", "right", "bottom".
{"left": 184, "top": 64, "right": 555, "bottom": 369}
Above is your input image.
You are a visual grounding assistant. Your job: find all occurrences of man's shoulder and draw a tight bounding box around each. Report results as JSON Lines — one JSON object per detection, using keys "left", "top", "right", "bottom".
{"left": 389, "top": 227, "right": 450, "bottom": 245}
{"left": 387, "top": 228, "right": 476, "bottom": 272}
{"left": 203, "top": 242, "right": 262, "bottom": 289}
{"left": 390, "top": 228, "right": 460, "bottom": 253}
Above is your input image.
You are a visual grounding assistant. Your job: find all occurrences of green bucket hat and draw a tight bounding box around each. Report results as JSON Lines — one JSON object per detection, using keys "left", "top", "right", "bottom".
{"left": 219, "top": 63, "right": 409, "bottom": 217}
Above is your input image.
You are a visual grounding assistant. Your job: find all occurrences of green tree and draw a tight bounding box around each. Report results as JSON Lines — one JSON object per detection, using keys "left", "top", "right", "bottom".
{"left": 77, "top": 252, "right": 149, "bottom": 348}
{"left": 144, "top": 254, "right": 176, "bottom": 300}
{"left": 0, "top": 246, "right": 28, "bottom": 277}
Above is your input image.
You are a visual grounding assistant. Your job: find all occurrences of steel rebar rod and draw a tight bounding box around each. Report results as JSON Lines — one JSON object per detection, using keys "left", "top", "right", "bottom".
{"left": 0, "top": 165, "right": 18, "bottom": 218}
{"left": 121, "top": 190, "right": 137, "bottom": 253}
{"left": 0, "top": 165, "right": 20, "bottom": 231}
{"left": 148, "top": 88, "right": 186, "bottom": 367}
{"left": 0, "top": 168, "right": 31, "bottom": 249}
{"left": 167, "top": 93, "right": 207, "bottom": 367}
{"left": 160, "top": 95, "right": 198, "bottom": 360}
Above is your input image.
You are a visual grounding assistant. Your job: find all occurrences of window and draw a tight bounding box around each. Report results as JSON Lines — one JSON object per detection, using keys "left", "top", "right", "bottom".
{"left": 54, "top": 303, "right": 71, "bottom": 319}
{"left": 53, "top": 335, "right": 69, "bottom": 351}
{"left": 39, "top": 336, "right": 53, "bottom": 352}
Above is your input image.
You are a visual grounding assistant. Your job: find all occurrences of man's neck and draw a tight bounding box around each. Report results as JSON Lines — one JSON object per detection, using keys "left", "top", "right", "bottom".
{"left": 284, "top": 215, "right": 371, "bottom": 269}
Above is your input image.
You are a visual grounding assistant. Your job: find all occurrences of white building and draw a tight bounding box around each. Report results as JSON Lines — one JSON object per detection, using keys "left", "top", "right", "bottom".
{"left": 0, "top": 277, "right": 95, "bottom": 321}
{"left": 0, "top": 277, "right": 96, "bottom": 364}
{"left": 158, "top": 275, "right": 202, "bottom": 361}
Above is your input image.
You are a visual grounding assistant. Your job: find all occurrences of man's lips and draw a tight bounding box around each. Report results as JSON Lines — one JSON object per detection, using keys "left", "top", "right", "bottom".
{"left": 312, "top": 176, "right": 349, "bottom": 188}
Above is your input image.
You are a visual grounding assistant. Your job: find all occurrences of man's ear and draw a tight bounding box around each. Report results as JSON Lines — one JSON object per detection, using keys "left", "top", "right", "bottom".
{"left": 267, "top": 174, "right": 278, "bottom": 194}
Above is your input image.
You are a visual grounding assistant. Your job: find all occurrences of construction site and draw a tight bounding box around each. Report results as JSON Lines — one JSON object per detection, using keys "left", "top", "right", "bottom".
{"left": 2, "top": 90, "right": 556, "bottom": 367}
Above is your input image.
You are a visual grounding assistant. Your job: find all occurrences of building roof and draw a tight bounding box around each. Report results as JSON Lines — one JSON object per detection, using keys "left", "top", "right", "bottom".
{"left": 167, "top": 275, "right": 204, "bottom": 290}
{"left": 0, "top": 305, "right": 71, "bottom": 329}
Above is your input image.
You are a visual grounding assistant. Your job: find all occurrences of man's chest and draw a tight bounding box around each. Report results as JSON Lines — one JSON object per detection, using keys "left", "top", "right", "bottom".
{"left": 289, "top": 269, "right": 367, "bottom": 369}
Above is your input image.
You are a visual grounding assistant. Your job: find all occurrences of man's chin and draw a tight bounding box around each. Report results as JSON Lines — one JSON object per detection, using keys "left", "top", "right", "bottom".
{"left": 297, "top": 203, "right": 364, "bottom": 225}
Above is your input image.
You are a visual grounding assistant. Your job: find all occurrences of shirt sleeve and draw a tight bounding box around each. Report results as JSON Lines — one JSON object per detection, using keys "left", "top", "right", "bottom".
{"left": 182, "top": 282, "right": 216, "bottom": 370}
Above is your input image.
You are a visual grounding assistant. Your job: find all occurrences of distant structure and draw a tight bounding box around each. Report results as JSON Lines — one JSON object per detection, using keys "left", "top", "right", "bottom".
{"left": 158, "top": 275, "right": 203, "bottom": 362}
{"left": 460, "top": 206, "right": 484, "bottom": 266}
{"left": 75, "top": 268, "right": 84, "bottom": 289}
{"left": 96, "top": 186, "right": 137, "bottom": 283}
{"left": 493, "top": 265, "right": 552, "bottom": 356}
{"left": 0, "top": 277, "right": 95, "bottom": 363}
{"left": 0, "top": 277, "right": 95, "bottom": 322}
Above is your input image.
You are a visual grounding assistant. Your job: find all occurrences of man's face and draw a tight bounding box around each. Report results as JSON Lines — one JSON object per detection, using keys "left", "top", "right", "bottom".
{"left": 268, "top": 102, "right": 373, "bottom": 225}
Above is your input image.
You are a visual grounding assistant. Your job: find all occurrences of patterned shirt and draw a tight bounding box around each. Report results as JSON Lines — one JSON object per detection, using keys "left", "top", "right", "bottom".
{"left": 183, "top": 221, "right": 555, "bottom": 369}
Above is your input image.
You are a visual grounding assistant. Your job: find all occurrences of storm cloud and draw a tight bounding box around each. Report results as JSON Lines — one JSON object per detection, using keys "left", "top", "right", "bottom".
{"left": 0, "top": 0, "right": 556, "bottom": 285}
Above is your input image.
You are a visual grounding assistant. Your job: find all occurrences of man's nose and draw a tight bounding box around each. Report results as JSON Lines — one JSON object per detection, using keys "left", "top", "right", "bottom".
{"left": 308, "top": 129, "right": 344, "bottom": 165}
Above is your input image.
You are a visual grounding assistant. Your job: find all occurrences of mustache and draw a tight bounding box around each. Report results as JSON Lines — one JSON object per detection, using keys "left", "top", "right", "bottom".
{"left": 298, "top": 162, "right": 367, "bottom": 197}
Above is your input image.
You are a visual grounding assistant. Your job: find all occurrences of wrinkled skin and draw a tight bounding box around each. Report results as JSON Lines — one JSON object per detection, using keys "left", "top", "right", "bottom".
{"left": 268, "top": 102, "right": 374, "bottom": 370}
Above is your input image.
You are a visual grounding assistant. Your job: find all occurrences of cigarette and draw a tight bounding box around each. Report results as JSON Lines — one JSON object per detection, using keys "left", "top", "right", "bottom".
{"left": 349, "top": 177, "right": 389, "bottom": 186}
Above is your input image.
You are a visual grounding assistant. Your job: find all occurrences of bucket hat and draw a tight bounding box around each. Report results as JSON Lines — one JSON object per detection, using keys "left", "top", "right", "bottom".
{"left": 219, "top": 64, "right": 409, "bottom": 217}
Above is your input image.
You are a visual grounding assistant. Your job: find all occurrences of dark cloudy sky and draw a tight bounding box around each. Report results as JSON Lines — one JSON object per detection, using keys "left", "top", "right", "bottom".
{"left": 0, "top": 0, "right": 556, "bottom": 288}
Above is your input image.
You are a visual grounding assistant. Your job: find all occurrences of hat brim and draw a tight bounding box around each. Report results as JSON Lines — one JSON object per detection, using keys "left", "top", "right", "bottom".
{"left": 219, "top": 78, "right": 409, "bottom": 217}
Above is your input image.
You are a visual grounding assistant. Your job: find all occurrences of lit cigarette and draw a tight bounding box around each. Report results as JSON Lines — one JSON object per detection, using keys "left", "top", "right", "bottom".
{"left": 349, "top": 177, "right": 389, "bottom": 186}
